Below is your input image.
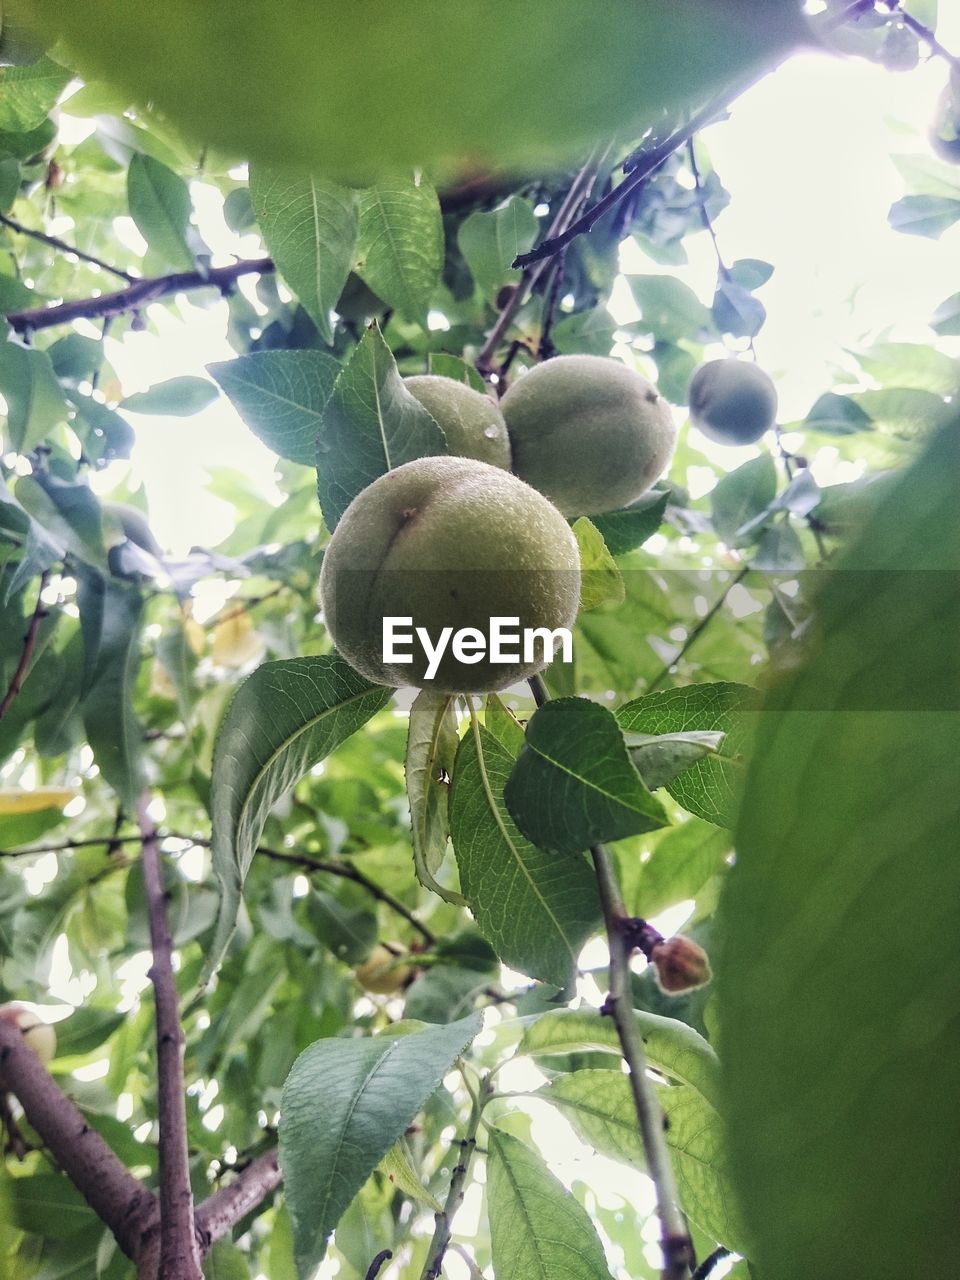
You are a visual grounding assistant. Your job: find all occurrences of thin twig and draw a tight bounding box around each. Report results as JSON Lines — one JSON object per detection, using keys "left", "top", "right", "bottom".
{"left": 138, "top": 794, "right": 203, "bottom": 1280}
{"left": 194, "top": 1148, "right": 282, "bottom": 1252}
{"left": 364, "top": 1250, "right": 394, "bottom": 1280}
{"left": 420, "top": 1084, "right": 486, "bottom": 1280}
{"left": 591, "top": 843, "right": 693, "bottom": 1279}
{"left": 691, "top": 1246, "right": 733, "bottom": 1280}
{"left": 645, "top": 565, "right": 750, "bottom": 695}
{"left": 0, "top": 211, "right": 137, "bottom": 283}
{"left": 894, "top": 4, "right": 960, "bottom": 73}
{"left": 0, "top": 830, "right": 435, "bottom": 944}
{"left": 686, "top": 140, "right": 728, "bottom": 277}
{"left": 0, "top": 570, "right": 50, "bottom": 720}
{"left": 6, "top": 258, "right": 274, "bottom": 334}
{"left": 475, "top": 151, "right": 602, "bottom": 375}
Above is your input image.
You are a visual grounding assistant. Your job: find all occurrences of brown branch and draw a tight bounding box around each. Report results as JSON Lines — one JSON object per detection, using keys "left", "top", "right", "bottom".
{"left": 0, "top": 829, "right": 436, "bottom": 943}
{"left": 0, "top": 1018, "right": 157, "bottom": 1261}
{"left": 194, "top": 1148, "right": 282, "bottom": 1251}
{"left": 592, "top": 844, "right": 693, "bottom": 1279}
{"left": 6, "top": 258, "right": 274, "bottom": 334}
{"left": 0, "top": 570, "right": 50, "bottom": 720}
{"left": 0, "top": 211, "right": 137, "bottom": 283}
{"left": 364, "top": 1250, "right": 394, "bottom": 1280}
{"left": 895, "top": 4, "right": 960, "bottom": 74}
{"left": 138, "top": 795, "right": 203, "bottom": 1280}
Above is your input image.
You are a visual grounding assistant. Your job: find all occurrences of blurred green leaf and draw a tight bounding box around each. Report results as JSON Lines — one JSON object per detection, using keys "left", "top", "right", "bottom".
{"left": 0, "top": 56, "right": 69, "bottom": 131}
{"left": 210, "top": 350, "right": 340, "bottom": 466}
{"left": 126, "top": 153, "right": 194, "bottom": 270}
{"left": 121, "top": 376, "right": 217, "bottom": 416}
{"left": 0, "top": 340, "right": 67, "bottom": 453}
{"left": 457, "top": 196, "right": 539, "bottom": 299}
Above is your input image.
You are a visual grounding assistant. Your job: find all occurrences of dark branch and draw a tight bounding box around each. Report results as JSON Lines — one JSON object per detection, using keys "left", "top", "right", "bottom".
{"left": 0, "top": 211, "right": 137, "bottom": 283}
{"left": 364, "top": 1250, "right": 394, "bottom": 1280}
{"left": 194, "top": 1148, "right": 282, "bottom": 1251}
{"left": 692, "top": 1247, "right": 733, "bottom": 1280}
{"left": 138, "top": 795, "right": 203, "bottom": 1279}
{"left": 0, "top": 570, "right": 50, "bottom": 720}
{"left": 0, "top": 1018, "right": 157, "bottom": 1260}
{"left": 6, "top": 258, "right": 274, "bottom": 334}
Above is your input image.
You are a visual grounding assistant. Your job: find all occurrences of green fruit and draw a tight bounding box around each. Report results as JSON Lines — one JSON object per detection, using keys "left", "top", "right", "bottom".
{"left": 319, "top": 456, "right": 580, "bottom": 693}
{"left": 404, "top": 375, "right": 511, "bottom": 470}
{"left": 500, "top": 355, "right": 676, "bottom": 516}
{"left": 688, "top": 359, "right": 777, "bottom": 446}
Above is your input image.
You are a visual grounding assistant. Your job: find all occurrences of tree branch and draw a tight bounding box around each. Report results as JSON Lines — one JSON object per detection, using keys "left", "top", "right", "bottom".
{"left": 6, "top": 258, "right": 274, "bottom": 334}
{"left": 0, "top": 831, "right": 435, "bottom": 944}
{"left": 0, "top": 570, "right": 50, "bottom": 720}
{"left": 194, "top": 1148, "right": 282, "bottom": 1251}
{"left": 0, "top": 211, "right": 137, "bottom": 283}
{"left": 420, "top": 1084, "right": 485, "bottom": 1280}
{"left": 591, "top": 843, "right": 693, "bottom": 1279}
{"left": 138, "top": 795, "right": 203, "bottom": 1280}
{"left": 0, "top": 1018, "right": 157, "bottom": 1261}
{"left": 692, "top": 1246, "right": 733, "bottom": 1280}
{"left": 644, "top": 565, "right": 750, "bottom": 695}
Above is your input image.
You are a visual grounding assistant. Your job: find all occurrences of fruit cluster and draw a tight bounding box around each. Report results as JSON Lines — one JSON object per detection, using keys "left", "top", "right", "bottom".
{"left": 320, "top": 355, "right": 776, "bottom": 692}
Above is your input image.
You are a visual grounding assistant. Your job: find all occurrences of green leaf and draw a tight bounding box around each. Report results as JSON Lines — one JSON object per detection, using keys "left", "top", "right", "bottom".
{"left": 851, "top": 341, "right": 960, "bottom": 395}
{"left": 120, "top": 376, "right": 217, "bottom": 416}
{"left": 0, "top": 339, "right": 67, "bottom": 453}
{"left": 487, "top": 1128, "right": 612, "bottom": 1280}
{"left": 851, "top": 385, "right": 952, "bottom": 438}
{"left": 355, "top": 176, "right": 443, "bottom": 323}
{"left": 504, "top": 698, "right": 668, "bottom": 856}
{"left": 660, "top": 1085, "right": 748, "bottom": 1252}
{"left": 712, "top": 275, "right": 765, "bottom": 339}
{"left": 484, "top": 692, "right": 526, "bottom": 755}
{"left": 280, "top": 1014, "right": 481, "bottom": 1276}
{"left": 426, "top": 352, "right": 487, "bottom": 394}
{"left": 209, "top": 350, "right": 340, "bottom": 466}
{"left": 888, "top": 193, "right": 960, "bottom": 237}
{"left": 572, "top": 518, "right": 625, "bottom": 613}
{"left": 457, "top": 196, "right": 539, "bottom": 299}
{"left": 720, "top": 421, "right": 960, "bottom": 1280}
{"left": 126, "top": 153, "right": 194, "bottom": 271}
{"left": 249, "top": 167, "right": 358, "bottom": 344}
{"left": 931, "top": 290, "right": 960, "bottom": 335}
{"left": 803, "top": 391, "right": 874, "bottom": 435}
{"left": 621, "top": 818, "right": 731, "bottom": 920}
{"left": 520, "top": 1006, "right": 721, "bottom": 1104}
{"left": 38, "top": 2, "right": 802, "bottom": 178}
{"left": 591, "top": 490, "right": 669, "bottom": 557}
{"left": 0, "top": 57, "right": 70, "bottom": 131}
{"left": 79, "top": 577, "right": 145, "bottom": 810}
{"left": 306, "top": 890, "right": 377, "bottom": 966}
{"left": 0, "top": 472, "right": 64, "bottom": 600}
{"left": 625, "top": 730, "right": 725, "bottom": 792}
{"left": 378, "top": 1138, "right": 443, "bottom": 1212}
{"left": 51, "top": 1007, "right": 125, "bottom": 1058}
{"left": 405, "top": 690, "right": 462, "bottom": 904}
{"left": 315, "top": 323, "right": 446, "bottom": 530}
{"left": 616, "top": 683, "right": 755, "bottom": 828}
{"left": 205, "top": 655, "right": 393, "bottom": 982}
{"left": 629, "top": 274, "right": 714, "bottom": 342}
{"left": 710, "top": 454, "right": 777, "bottom": 546}
{"left": 449, "top": 723, "right": 601, "bottom": 987}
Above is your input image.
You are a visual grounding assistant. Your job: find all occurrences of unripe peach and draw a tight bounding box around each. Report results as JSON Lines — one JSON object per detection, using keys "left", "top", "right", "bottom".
{"left": 0, "top": 1003, "right": 57, "bottom": 1065}
{"left": 500, "top": 355, "right": 676, "bottom": 516}
{"left": 404, "top": 375, "right": 511, "bottom": 470}
{"left": 688, "top": 359, "right": 777, "bottom": 446}
{"left": 319, "top": 456, "right": 580, "bottom": 693}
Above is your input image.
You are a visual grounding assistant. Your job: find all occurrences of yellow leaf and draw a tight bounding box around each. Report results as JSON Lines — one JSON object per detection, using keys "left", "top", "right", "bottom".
{"left": 0, "top": 788, "right": 79, "bottom": 816}
{"left": 211, "top": 608, "right": 264, "bottom": 668}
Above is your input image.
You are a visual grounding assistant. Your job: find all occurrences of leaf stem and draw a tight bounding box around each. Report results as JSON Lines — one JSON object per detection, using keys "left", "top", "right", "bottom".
{"left": 0, "top": 211, "right": 137, "bottom": 283}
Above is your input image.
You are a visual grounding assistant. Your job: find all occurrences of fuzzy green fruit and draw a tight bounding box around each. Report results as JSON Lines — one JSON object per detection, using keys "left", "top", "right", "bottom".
{"left": 500, "top": 355, "right": 676, "bottom": 516}
{"left": 319, "top": 456, "right": 580, "bottom": 693}
{"left": 688, "top": 359, "right": 778, "bottom": 446}
{"left": 404, "top": 375, "right": 511, "bottom": 470}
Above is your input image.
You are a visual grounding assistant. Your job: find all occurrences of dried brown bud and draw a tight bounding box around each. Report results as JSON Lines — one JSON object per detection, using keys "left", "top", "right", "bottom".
{"left": 650, "top": 936, "right": 712, "bottom": 995}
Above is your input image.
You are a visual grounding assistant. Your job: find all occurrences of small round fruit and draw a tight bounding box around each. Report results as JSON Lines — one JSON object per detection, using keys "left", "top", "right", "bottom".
{"left": 319, "top": 456, "right": 580, "bottom": 693}
{"left": 500, "top": 355, "right": 676, "bottom": 516}
{"left": 356, "top": 944, "right": 413, "bottom": 994}
{"left": 404, "top": 375, "right": 511, "bottom": 470}
{"left": 688, "top": 359, "right": 778, "bottom": 446}
{"left": 0, "top": 1003, "right": 57, "bottom": 1065}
